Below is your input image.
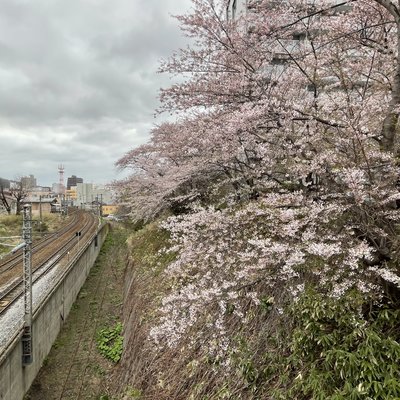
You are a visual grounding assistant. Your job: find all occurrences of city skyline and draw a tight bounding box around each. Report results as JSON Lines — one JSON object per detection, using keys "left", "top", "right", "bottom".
{"left": 0, "top": 169, "right": 109, "bottom": 188}
{"left": 0, "top": 0, "right": 192, "bottom": 187}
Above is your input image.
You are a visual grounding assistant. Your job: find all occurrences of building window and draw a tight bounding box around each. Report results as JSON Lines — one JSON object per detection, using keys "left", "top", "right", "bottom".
{"left": 227, "top": 0, "right": 238, "bottom": 21}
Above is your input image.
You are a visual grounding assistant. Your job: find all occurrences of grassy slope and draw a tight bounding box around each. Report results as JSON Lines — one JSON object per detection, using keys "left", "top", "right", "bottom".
{"left": 25, "top": 225, "right": 127, "bottom": 400}
{"left": 0, "top": 213, "right": 67, "bottom": 258}
{"left": 112, "top": 219, "right": 400, "bottom": 400}
{"left": 20, "top": 216, "right": 400, "bottom": 399}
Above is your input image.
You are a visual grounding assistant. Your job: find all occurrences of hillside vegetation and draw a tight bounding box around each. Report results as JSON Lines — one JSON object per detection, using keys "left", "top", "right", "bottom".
{"left": 113, "top": 1, "right": 400, "bottom": 398}
{"left": 0, "top": 213, "right": 66, "bottom": 258}
{"left": 112, "top": 220, "right": 400, "bottom": 399}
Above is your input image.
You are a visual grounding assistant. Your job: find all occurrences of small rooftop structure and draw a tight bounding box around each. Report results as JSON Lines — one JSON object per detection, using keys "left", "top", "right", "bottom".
{"left": 22, "top": 197, "right": 58, "bottom": 216}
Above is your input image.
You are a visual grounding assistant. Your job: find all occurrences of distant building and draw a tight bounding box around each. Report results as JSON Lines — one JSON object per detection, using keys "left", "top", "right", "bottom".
{"left": 75, "top": 183, "right": 114, "bottom": 206}
{"left": 101, "top": 205, "right": 118, "bottom": 216}
{"left": 66, "top": 187, "right": 78, "bottom": 201}
{"left": 28, "top": 186, "right": 53, "bottom": 199}
{"left": 52, "top": 183, "right": 65, "bottom": 195}
{"left": 21, "top": 175, "right": 37, "bottom": 190}
{"left": 22, "top": 197, "right": 58, "bottom": 216}
{"left": 76, "top": 183, "right": 94, "bottom": 206}
{"left": 226, "top": 0, "right": 247, "bottom": 20}
{"left": 0, "top": 177, "right": 10, "bottom": 189}
{"left": 93, "top": 184, "right": 113, "bottom": 205}
{"left": 66, "top": 175, "right": 83, "bottom": 190}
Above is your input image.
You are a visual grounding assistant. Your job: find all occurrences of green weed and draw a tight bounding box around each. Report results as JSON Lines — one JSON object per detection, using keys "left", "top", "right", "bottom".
{"left": 96, "top": 322, "right": 123, "bottom": 363}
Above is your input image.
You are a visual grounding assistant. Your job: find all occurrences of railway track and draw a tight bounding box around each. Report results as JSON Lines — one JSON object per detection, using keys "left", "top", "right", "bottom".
{"left": 0, "top": 211, "right": 98, "bottom": 316}
{"left": 0, "top": 212, "right": 80, "bottom": 279}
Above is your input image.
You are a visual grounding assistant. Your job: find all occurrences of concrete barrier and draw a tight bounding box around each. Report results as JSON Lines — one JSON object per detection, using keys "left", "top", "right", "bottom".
{"left": 0, "top": 222, "right": 109, "bottom": 400}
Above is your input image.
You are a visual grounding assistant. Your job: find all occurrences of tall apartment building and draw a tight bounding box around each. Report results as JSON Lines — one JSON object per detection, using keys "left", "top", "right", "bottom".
{"left": 226, "top": 0, "right": 248, "bottom": 20}
{"left": 75, "top": 183, "right": 113, "bottom": 206}
{"left": 226, "top": 0, "right": 300, "bottom": 77}
{"left": 226, "top": 0, "right": 352, "bottom": 85}
{"left": 21, "top": 174, "right": 37, "bottom": 190}
{"left": 66, "top": 175, "right": 83, "bottom": 190}
{"left": 226, "top": 0, "right": 350, "bottom": 19}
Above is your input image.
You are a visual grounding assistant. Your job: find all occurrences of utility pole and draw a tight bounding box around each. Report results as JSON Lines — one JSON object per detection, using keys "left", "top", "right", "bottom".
{"left": 95, "top": 195, "right": 100, "bottom": 217}
{"left": 39, "top": 195, "right": 42, "bottom": 232}
{"left": 22, "top": 204, "right": 33, "bottom": 365}
{"left": 64, "top": 195, "right": 68, "bottom": 216}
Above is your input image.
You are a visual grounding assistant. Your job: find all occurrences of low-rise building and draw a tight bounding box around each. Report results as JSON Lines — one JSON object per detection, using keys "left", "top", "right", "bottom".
{"left": 101, "top": 205, "right": 118, "bottom": 216}
{"left": 27, "top": 186, "right": 53, "bottom": 199}
{"left": 66, "top": 187, "right": 78, "bottom": 201}
{"left": 0, "top": 177, "right": 10, "bottom": 189}
{"left": 22, "top": 197, "right": 58, "bottom": 216}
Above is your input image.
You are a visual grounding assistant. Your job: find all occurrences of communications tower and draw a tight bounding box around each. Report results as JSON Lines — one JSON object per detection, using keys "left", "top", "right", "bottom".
{"left": 58, "top": 164, "right": 65, "bottom": 194}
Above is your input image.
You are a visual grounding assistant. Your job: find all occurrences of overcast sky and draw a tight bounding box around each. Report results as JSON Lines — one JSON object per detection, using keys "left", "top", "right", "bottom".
{"left": 0, "top": 0, "right": 192, "bottom": 187}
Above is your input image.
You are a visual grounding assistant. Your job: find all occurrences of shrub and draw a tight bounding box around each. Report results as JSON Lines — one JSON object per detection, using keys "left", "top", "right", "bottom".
{"left": 97, "top": 322, "right": 123, "bottom": 363}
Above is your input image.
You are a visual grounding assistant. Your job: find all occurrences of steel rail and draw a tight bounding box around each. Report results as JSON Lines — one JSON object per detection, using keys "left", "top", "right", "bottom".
{"left": 0, "top": 212, "right": 98, "bottom": 316}
{"left": 0, "top": 211, "right": 80, "bottom": 276}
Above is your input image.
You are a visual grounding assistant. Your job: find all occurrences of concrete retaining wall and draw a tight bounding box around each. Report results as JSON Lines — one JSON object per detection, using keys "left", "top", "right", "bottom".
{"left": 0, "top": 222, "right": 109, "bottom": 400}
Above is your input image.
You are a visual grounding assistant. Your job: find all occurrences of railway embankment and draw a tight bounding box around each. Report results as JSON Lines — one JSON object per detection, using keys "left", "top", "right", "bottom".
{"left": 0, "top": 220, "right": 109, "bottom": 400}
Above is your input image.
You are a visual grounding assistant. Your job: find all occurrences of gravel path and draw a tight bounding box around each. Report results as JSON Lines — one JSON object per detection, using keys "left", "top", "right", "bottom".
{"left": 25, "top": 227, "right": 125, "bottom": 400}
{"left": 0, "top": 264, "right": 61, "bottom": 351}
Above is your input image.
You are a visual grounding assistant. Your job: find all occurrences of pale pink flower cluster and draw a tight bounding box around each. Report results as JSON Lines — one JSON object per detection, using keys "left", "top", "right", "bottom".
{"left": 114, "top": 0, "right": 400, "bottom": 357}
{"left": 150, "top": 192, "right": 392, "bottom": 349}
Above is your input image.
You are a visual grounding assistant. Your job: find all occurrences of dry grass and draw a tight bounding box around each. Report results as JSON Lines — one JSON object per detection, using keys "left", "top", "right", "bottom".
{"left": 111, "top": 222, "right": 291, "bottom": 400}
{"left": 0, "top": 213, "right": 68, "bottom": 257}
{"left": 25, "top": 226, "right": 127, "bottom": 400}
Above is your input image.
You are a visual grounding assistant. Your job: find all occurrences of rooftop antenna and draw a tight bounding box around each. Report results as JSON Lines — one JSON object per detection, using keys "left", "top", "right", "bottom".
{"left": 58, "top": 164, "right": 65, "bottom": 195}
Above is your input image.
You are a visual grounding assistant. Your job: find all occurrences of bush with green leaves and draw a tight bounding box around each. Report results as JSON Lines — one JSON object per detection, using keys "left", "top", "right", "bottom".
{"left": 277, "top": 292, "right": 400, "bottom": 399}
{"left": 97, "top": 322, "right": 123, "bottom": 363}
{"left": 225, "top": 290, "right": 400, "bottom": 399}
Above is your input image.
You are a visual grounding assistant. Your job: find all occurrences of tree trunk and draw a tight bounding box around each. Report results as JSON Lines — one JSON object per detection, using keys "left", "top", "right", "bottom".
{"left": 0, "top": 186, "right": 11, "bottom": 214}
{"left": 16, "top": 200, "right": 21, "bottom": 215}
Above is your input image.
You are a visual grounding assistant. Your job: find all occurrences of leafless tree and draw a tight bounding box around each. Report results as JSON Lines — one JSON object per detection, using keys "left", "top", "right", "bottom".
{"left": 10, "top": 178, "right": 28, "bottom": 215}
{"left": 0, "top": 185, "right": 12, "bottom": 214}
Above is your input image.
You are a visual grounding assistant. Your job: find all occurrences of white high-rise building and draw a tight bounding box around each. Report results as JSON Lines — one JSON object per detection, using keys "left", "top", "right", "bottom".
{"left": 21, "top": 175, "right": 37, "bottom": 190}
{"left": 75, "top": 183, "right": 114, "bottom": 206}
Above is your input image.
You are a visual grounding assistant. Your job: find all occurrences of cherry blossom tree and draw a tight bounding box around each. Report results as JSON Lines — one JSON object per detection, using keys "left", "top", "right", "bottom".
{"left": 115, "top": 0, "right": 400, "bottom": 355}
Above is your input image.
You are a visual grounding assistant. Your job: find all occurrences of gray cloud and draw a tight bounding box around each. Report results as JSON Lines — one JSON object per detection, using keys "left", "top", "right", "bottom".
{"left": 0, "top": 0, "right": 191, "bottom": 185}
